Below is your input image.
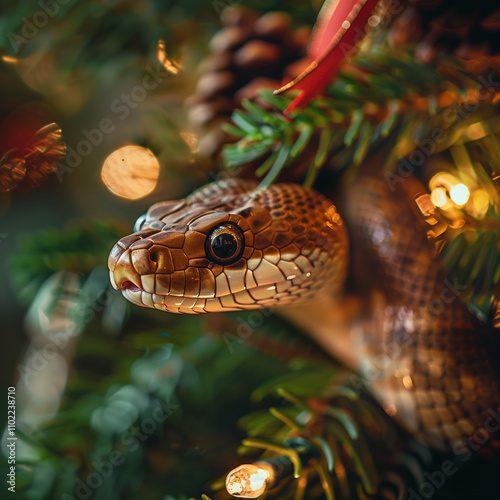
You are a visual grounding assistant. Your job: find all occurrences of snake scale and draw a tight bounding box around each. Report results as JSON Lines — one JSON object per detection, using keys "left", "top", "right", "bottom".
{"left": 108, "top": 174, "right": 500, "bottom": 452}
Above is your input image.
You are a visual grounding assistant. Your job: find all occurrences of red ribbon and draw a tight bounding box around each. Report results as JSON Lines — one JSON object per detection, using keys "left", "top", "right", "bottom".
{"left": 275, "top": 0, "right": 382, "bottom": 114}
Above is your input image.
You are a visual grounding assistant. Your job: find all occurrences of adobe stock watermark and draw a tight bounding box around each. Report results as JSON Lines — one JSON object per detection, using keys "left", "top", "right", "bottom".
{"left": 54, "top": 62, "right": 176, "bottom": 182}
{"left": 8, "top": 0, "right": 71, "bottom": 54}
{"left": 407, "top": 405, "right": 500, "bottom": 500}
{"left": 62, "top": 400, "right": 179, "bottom": 500}
{"left": 385, "top": 73, "right": 500, "bottom": 192}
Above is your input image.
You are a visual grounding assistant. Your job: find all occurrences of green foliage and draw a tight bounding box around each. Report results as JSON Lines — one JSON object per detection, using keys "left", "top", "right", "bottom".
{"left": 222, "top": 49, "right": 500, "bottom": 186}
{"left": 5, "top": 2, "right": 500, "bottom": 499}
{"left": 441, "top": 228, "right": 500, "bottom": 318}
{"left": 9, "top": 219, "right": 122, "bottom": 305}
{"left": 209, "top": 368, "right": 420, "bottom": 500}
{"left": 426, "top": 134, "right": 500, "bottom": 316}
{"left": 12, "top": 249, "right": 327, "bottom": 499}
{"left": 222, "top": 49, "right": 461, "bottom": 187}
{"left": 0, "top": 0, "right": 315, "bottom": 74}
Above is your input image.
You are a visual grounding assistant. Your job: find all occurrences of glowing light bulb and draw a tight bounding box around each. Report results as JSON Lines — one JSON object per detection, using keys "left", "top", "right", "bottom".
{"left": 430, "top": 187, "right": 447, "bottom": 207}
{"left": 226, "top": 464, "right": 273, "bottom": 498}
{"left": 449, "top": 184, "right": 470, "bottom": 206}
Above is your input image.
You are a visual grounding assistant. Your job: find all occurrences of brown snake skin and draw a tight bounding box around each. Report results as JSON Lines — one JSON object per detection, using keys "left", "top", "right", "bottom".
{"left": 108, "top": 176, "right": 500, "bottom": 451}
{"left": 344, "top": 174, "right": 500, "bottom": 450}
{"left": 109, "top": 179, "right": 347, "bottom": 314}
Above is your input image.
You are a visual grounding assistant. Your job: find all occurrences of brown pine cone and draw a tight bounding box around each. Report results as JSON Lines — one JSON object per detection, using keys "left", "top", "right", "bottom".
{"left": 0, "top": 104, "right": 66, "bottom": 192}
{"left": 388, "top": 0, "right": 500, "bottom": 71}
{"left": 185, "top": 6, "right": 310, "bottom": 158}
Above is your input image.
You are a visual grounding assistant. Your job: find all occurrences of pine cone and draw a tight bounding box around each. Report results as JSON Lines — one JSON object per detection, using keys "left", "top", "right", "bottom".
{"left": 0, "top": 104, "right": 66, "bottom": 192}
{"left": 186, "top": 6, "right": 310, "bottom": 157}
{"left": 389, "top": 0, "right": 500, "bottom": 70}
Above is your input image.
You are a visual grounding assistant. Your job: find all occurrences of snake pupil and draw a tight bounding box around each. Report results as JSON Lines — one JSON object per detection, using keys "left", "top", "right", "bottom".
{"left": 212, "top": 233, "right": 237, "bottom": 259}
{"left": 206, "top": 223, "right": 244, "bottom": 265}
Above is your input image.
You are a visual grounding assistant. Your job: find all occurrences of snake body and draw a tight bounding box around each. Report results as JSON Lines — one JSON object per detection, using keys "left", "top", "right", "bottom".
{"left": 344, "top": 174, "right": 500, "bottom": 450}
{"left": 109, "top": 176, "right": 500, "bottom": 450}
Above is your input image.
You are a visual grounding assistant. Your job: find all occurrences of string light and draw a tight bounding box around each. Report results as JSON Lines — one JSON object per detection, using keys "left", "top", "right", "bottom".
{"left": 226, "top": 438, "right": 318, "bottom": 498}
{"left": 226, "top": 463, "right": 275, "bottom": 498}
{"left": 429, "top": 172, "right": 471, "bottom": 210}
{"left": 430, "top": 187, "right": 447, "bottom": 208}
{"left": 427, "top": 167, "right": 500, "bottom": 221}
{"left": 449, "top": 183, "right": 470, "bottom": 206}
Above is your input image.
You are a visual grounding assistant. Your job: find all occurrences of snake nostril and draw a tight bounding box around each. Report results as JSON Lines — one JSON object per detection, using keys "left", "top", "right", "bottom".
{"left": 147, "top": 244, "right": 175, "bottom": 273}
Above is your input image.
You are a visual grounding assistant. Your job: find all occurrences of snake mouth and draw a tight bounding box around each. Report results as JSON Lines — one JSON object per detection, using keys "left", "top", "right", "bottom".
{"left": 121, "top": 280, "right": 142, "bottom": 293}
{"left": 109, "top": 268, "right": 145, "bottom": 294}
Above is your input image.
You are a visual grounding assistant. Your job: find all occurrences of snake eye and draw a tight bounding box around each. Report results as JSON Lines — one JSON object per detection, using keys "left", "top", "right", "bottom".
{"left": 205, "top": 223, "right": 244, "bottom": 265}
{"left": 134, "top": 213, "right": 147, "bottom": 232}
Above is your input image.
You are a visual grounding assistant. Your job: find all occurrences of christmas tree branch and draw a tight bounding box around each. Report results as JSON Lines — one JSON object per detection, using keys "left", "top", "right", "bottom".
{"left": 222, "top": 49, "right": 500, "bottom": 189}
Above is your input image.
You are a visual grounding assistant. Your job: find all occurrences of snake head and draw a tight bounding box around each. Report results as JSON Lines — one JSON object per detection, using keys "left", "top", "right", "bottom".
{"left": 108, "top": 179, "right": 348, "bottom": 314}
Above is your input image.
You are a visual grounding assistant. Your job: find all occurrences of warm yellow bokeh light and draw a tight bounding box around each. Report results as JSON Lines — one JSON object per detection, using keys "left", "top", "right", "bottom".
{"left": 101, "top": 145, "right": 159, "bottom": 200}
{"left": 157, "top": 40, "right": 181, "bottom": 74}
{"left": 402, "top": 374, "right": 414, "bottom": 390}
{"left": 449, "top": 183, "right": 470, "bottom": 206}
{"left": 179, "top": 131, "right": 199, "bottom": 155}
{"left": 383, "top": 400, "right": 397, "bottom": 417}
{"left": 1, "top": 55, "right": 18, "bottom": 63}
{"left": 470, "top": 189, "right": 490, "bottom": 218}
{"left": 464, "top": 122, "right": 488, "bottom": 141}
{"left": 430, "top": 187, "right": 447, "bottom": 207}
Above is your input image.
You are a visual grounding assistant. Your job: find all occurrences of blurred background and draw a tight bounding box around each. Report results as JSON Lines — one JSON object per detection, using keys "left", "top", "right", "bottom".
{"left": 0, "top": 0, "right": 319, "bottom": 394}
{"left": 0, "top": 1, "right": 329, "bottom": 498}
{"left": 2, "top": 0, "right": 500, "bottom": 498}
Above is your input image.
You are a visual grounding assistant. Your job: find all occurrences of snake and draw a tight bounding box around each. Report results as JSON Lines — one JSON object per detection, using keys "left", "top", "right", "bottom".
{"left": 108, "top": 174, "right": 500, "bottom": 452}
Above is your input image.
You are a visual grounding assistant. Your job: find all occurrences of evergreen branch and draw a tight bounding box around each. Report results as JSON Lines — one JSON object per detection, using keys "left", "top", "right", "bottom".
{"left": 275, "top": 387, "right": 314, "bottom": 414}
{"left": 222, "top": 49, "right": 500, "bottom": 191}
{"left": 439, "top": 228, "right": 500, "bottom": 318}
{"left": 226, "top": 368, "right": 406, "bottom": 500}
{"left": 308, "top": 436, "right": 334, "bottom": 472}
{"left": 313, "top": 462, "right": 335, "bottom": 500}
{"left": 242, "top": 438, "right": 303, "bottom": 478}
{"left": 269, "top": 407, "right": 302, "bottom": 433}
{"left": 418, "top": 133, "right": 500, "bottom": 317}
{"left": 9, "top": 219, "right": 122, "bottom": 305}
